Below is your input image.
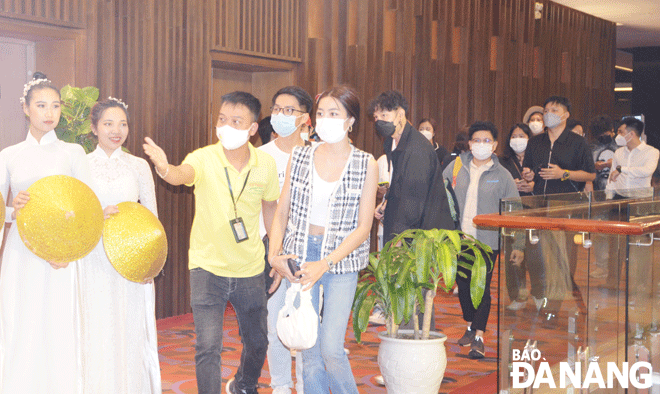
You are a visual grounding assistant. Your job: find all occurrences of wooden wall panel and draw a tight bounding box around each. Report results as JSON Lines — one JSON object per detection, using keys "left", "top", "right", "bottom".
{"left": 211, "top": 0, "right": 303, "bottom": 61}
{"left": 301, "top": 0, "right": 615, "bottom": 158}
{"left": 0, "top": 0, "right": 84, "bottom": 27}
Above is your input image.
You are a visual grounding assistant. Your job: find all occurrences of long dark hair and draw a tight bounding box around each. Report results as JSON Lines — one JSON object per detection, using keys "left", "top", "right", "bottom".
{"left": 502, "top": 123, "right": 531, "bottom": 160}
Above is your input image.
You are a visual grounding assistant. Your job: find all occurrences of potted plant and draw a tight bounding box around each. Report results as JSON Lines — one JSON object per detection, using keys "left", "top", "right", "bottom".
{"left": 352, "top": 228, "right": 492, "bottom": 394}
{"left": 55, "top": 84, "right": 99, "bottom": 153}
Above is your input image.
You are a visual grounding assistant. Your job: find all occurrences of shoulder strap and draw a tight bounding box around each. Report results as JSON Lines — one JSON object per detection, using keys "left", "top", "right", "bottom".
{"left": 451, "top": 156, "right": 463, "bottom": 188}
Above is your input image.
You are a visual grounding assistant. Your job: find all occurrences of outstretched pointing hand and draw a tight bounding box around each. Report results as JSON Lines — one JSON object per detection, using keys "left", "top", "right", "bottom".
{"left": 143, "top": 137, "right": 169, "bottom": 174}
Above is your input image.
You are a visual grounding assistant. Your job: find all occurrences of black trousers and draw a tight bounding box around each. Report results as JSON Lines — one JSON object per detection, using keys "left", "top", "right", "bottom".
{"left": 505, "top": 239, "right": 545, "bottom": 301}
{"left": 457, "top": 248, "right": 498, "bottom": 332}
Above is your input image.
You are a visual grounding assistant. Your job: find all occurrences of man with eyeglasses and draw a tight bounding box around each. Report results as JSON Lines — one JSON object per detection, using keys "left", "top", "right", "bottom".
{"left": 259, "top": 86, "right": 314, "bottom": 394}
{"left": 143, "top": 91, "right": 279, "bottom": 394}
{"left": 443, "top": 121, "right": 521, "bottom": 359}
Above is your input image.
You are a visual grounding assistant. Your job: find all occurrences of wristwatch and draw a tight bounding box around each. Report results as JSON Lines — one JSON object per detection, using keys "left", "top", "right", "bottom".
{"left": 616, "top": 165, "right": 622, "bottom": 174}
{"left": 324, "top": 257, "right": 335, "bottom": 269}
{"left": 561, "top": 170, "right": 570, "bottom": 181}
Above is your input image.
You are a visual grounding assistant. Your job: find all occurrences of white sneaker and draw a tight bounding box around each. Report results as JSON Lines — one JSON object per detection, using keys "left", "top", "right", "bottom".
{"left": 506, "top": 300, "right": 527, "bottom": 311}
{"left": 272, "top": 387, "right": 291, "bottom": 394}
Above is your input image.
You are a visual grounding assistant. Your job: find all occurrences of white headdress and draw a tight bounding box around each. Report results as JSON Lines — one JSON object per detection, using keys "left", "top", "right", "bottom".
{"left": 19, "top": 78, "right": 51, "bottom": 105}
{"left": 107, "top": 96, "right": 129, "bottom": 110}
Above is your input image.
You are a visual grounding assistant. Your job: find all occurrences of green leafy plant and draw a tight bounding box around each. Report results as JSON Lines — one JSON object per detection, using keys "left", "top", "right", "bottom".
{"left": 352, "top": 228, "right": 492, "bottom": 342}
{"left": 55, "top": 85, "right": 99, "bottom": 153}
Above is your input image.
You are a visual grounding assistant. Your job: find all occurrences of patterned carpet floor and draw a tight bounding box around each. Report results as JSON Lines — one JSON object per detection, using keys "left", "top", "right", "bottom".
{"left": 157, "top": 269, "right": 500, "bottom": 394}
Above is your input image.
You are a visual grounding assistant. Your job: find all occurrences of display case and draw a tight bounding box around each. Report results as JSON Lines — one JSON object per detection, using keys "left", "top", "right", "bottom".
{"left": 474, "top": 188, "right": 660, "bottom": 393}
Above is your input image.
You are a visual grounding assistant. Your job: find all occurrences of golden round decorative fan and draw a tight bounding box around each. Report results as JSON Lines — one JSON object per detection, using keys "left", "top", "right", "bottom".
{"left": 0, "top": 191, "right": 5, "bottom": 227}
{"left": 103, "top": 201, "right": 167, "bottom": 282}
{"left": 17, "top": 175, "right": 103, "bottom": 263}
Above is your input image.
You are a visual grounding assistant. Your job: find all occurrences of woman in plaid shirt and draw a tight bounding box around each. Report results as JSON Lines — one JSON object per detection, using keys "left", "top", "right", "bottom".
{"left": 268, "top": 85, "right": 378, "bottom": 394}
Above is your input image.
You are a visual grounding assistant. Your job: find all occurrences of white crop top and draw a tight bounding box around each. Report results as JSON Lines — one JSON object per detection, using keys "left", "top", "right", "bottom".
{"left": 309, "top": 162, "right": 338, "bottom": 226}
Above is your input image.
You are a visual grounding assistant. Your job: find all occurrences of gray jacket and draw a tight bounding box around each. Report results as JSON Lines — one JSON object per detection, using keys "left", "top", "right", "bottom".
{"left": 443, "top": 152, "right": 520, "bottom": 250}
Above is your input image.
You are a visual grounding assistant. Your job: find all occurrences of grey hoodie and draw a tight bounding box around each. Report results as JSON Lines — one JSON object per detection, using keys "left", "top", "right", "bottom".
{"left": 443, "top": 152, "right": 520, "bottom": 249}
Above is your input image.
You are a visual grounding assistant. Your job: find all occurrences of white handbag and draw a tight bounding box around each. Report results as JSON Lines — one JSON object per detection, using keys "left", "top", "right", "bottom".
{"left": 276, "top": 282, "right": 318, "bottom": 350}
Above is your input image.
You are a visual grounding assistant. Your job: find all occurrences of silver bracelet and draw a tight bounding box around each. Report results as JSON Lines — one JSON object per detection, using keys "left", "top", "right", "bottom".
{"left": 155, "top": 164, "right": 170, "bottom": 179}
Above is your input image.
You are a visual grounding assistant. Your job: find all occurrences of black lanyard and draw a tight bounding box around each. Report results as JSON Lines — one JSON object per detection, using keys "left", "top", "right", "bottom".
{"left": 225, "top": 167, "right": 251, "bottom": 218}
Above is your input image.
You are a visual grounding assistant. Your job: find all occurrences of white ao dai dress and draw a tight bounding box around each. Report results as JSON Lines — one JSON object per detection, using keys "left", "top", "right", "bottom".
{"left": 78, "top": 146, "right": 161, "bottom": 393}
{"left": 0, "top": 130, "right": 92, "bottom": 394}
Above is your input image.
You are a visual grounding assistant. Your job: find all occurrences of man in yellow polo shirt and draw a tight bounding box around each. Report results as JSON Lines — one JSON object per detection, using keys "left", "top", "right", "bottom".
{"left": 143, "top": 91, "right": 279, "bottom": 394}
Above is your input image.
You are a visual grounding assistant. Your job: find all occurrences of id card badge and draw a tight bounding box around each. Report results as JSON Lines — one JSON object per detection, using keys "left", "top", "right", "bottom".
{"left": 230, "top": 217, "right": 249, "bottom": 243}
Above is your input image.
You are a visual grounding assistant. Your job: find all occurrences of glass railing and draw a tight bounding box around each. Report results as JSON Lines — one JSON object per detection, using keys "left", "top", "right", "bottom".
{"left": 474, "top": 187, "right": 659, "bottom": 393}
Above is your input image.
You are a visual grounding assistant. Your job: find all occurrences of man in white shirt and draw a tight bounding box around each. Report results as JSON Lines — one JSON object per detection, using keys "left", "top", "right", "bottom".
{"left": 259, "top": 85, "right": 314, "bottom": 394}
{"left": 591, "top": 117, "right": 660, "bottom": 281}
{"left": 607, "top": 117, "right": 659, "bottom": 198}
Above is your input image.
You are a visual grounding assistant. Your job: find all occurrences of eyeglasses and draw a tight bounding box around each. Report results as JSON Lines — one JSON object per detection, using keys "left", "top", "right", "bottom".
{"left": 471, "top": 138, "right": 493, "bottom": 144}
{"left": 271, "top": 106, "right": 305, "bottom": 117}
{"left": 217, "top": 115, "right": 250, "bottom": 129}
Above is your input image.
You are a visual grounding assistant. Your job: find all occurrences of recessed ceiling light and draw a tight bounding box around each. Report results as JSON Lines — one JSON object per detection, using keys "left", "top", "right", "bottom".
{"left": 616, "top": 22, "right": 624, "bottom": 26}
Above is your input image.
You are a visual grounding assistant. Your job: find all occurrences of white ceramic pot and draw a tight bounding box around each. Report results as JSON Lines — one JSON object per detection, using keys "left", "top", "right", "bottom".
{"left": 378, "top": 330, "right": 448, "bottom": 394}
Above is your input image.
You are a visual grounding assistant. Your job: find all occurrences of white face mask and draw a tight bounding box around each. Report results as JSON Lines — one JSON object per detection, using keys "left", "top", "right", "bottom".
{"left": 529, "top": 121, "right": 544, "bottom": 135}
{"left": 216, "top": 125, "right": 250, "bottom": 150}
{"left": 315, "top": 117, "right": 350, "bottom": 144}
{"left": 471, "top": 142, "right": 493, "bottom": 161}
{"left": 420, "top": 129, "right": 433, "bottom": 142}
{"left": 270, "top": 113, "right": 300, "bottom": 138}
{"left": 615, "top": 133, "right": 630, "bottom": 146}
{"left": 509, "top": 138, "right": 528, "bottom": 154}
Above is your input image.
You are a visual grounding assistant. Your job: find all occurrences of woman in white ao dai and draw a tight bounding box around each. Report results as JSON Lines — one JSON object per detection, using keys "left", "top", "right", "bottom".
{"left": 0, "top": 76, "right": 90, "bottom": 394}
{"left": 78, "top": 99, "right": 161, "bottom": 393}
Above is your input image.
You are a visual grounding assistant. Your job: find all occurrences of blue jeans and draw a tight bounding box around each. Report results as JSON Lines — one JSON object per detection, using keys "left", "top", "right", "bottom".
{"left": 190, "top": 268, "right": 268, "bottom": 394}
{"left": 267, "top": 278, "right": 294, "bottom": 389}
{"left": 301, "top": 235, "right": 359, "bottom": 394}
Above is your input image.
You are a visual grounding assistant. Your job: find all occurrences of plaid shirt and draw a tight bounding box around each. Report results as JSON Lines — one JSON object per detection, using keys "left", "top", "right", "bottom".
{"left": 283, "top": 144, "right": 371, "bottom": 274}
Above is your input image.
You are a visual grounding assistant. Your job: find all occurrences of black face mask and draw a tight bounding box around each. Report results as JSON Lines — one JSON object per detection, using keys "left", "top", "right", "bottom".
{"left": 597, "top": 134, "right": 613, "bottom": 145}
{"left": 375, "top": 120, "right": 396, "bottom": 138}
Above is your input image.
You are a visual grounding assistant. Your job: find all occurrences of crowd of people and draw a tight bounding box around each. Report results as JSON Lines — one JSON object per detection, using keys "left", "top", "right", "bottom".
{"left": 1, "top": 73, "right": 656, "bottom": 394}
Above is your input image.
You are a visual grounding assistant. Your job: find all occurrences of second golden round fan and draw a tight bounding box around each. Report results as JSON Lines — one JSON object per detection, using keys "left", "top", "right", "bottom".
{"left": 103, "top": 201, "right": 168, "bottom": 282}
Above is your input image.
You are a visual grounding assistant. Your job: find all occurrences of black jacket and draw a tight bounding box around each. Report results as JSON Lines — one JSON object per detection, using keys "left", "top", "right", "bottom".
{"left": 382, "top": 123, "right": 454, "bottom": 243}
{"left": 499, "top": 154, "right": 532, "bottom": 196}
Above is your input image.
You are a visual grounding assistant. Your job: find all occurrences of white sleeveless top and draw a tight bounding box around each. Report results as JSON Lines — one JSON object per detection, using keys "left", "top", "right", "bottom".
{"left": 309, "top": 162, "right": 338, "bottom": 226}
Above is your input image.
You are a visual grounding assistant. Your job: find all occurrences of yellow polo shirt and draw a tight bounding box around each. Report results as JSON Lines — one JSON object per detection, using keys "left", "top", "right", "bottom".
{"left": 182, "top": 142, "right": 279, "bottom": 277}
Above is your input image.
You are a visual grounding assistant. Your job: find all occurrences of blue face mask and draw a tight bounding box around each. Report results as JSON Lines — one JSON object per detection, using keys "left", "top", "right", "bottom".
{"left": 270, "top": 113, "right": 300, "bottom": 137}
